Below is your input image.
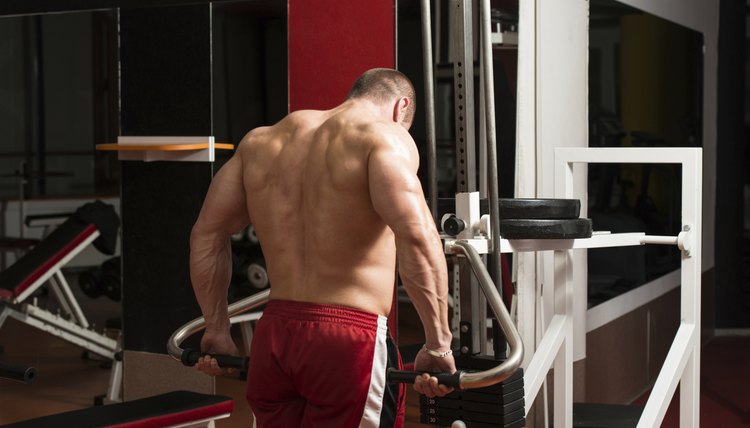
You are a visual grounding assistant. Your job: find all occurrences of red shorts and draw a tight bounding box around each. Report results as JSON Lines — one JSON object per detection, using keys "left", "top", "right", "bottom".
{"left": 246, "top": 299, "right": 405, "bottom": 428}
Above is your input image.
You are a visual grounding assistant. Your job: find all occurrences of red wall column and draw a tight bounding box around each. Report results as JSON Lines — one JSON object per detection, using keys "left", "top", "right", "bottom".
{"left": 288, "top": 0, "right": 395, "bottom": 111}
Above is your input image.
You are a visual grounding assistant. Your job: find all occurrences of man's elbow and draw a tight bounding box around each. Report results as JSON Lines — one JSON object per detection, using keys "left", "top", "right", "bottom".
{"left": 395, "top": 223, "right": 439, "bottom": 250}
{"left": 190, "top": 219, "right": 221, "bottom": 250}
{"left": 190, "top": 220, "right": 206, "bottom": 245}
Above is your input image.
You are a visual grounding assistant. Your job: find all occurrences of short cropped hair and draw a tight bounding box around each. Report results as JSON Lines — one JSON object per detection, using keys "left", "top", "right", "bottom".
{"left": 346, "top": 68, "right": 416, "bottom": 124}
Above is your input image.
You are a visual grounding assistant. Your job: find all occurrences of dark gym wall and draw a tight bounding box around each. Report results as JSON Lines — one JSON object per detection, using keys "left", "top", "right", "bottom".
{"left": 0, "top": 0, "right": 216, "bottom": 16}
{"left": 119, "top": 4, "right": 213, "bottom": 352}
{"left": 715, "top": 0, "right": 748, "bottom": 328}
{"left": 212, "top": 5, "right": 287, "bottom": 145}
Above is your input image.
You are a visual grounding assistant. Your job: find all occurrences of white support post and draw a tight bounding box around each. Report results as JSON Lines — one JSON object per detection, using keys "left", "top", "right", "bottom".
{"left": 0, "top": 306, "right": 10, "bottom": 330}
{"left": 552, "top": 248, "right": 574, "bottom": 428}
{"left": 514, "top": 0, "right": 538, "bottom": 373}
{"left": 523, "top": 314, "right": 565, "bottom": 415}
{"left": 51, "top": 270, "right": 90, "bottom": 329}
{"left": 107, "top": 338, "right": 124, "bottom": 403}
{"left": 47, "top": 274, "right": 74, "bottom": 319}
{"left": 456, "top": 192, "right": 482, "bottom": 241}
{"left": 678, "top": 148, "right": 702, "bottom": 428}
{"left": 637, "top": 324, "right": 696, "bottom": 427}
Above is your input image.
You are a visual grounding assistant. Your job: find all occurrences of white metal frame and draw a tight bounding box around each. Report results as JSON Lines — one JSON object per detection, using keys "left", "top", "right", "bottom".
{"left": 516, "top": 147, "right": 702, "bottom": 428}
{"left": 515, "top": 0, "right": 718, "bottom": 369}
{"left": 167, "top": 413, "right": 231, "bottom": 428}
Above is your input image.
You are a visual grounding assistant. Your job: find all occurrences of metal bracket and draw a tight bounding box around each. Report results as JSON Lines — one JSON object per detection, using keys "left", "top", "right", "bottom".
{"left": 442, "top": 192, "right": 493, "bottom": 255}
{"left": 677, "top": 224, "right": 693, "bottom": 257}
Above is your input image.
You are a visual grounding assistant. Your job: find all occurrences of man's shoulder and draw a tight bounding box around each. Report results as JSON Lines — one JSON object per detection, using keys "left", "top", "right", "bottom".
{"left": 238, "top": 111, "right": 316, "bottom": 143}
{"left": 362, "top": 121, "right": 415, "bottom": 150}
{"left": 286, "top": 109, "right": 327, "bottom": 127}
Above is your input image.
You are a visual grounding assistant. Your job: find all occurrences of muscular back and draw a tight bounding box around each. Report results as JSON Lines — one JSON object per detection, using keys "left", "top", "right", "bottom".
{"left": 239, "top": 104, "right": 417, "bottom": 316}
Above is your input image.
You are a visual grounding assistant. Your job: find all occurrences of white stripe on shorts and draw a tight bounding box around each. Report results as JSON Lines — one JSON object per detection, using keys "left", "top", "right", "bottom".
{"left": 359, "top": 315, "right": 389, "bottom": 428}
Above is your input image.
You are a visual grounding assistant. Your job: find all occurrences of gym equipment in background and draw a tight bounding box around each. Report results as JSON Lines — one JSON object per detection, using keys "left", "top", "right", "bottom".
{"left": 0, "top": 200, "right": 122, "bottom": 404}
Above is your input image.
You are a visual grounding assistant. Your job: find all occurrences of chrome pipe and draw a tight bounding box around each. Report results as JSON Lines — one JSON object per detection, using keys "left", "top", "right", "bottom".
{"left": 167, "top": 289, "right": 270, "bottom": 363}
{"left": 420, "top": 0, "right": 438, "bottom": 223}
{"left": 447, "top": 240, "right": 523, "bottom": 388}
{"left": 640, "top": 235, "right": 679, "bottom": 245}
{"left": 479, "top": 0, "right": 503, "bottom": 290}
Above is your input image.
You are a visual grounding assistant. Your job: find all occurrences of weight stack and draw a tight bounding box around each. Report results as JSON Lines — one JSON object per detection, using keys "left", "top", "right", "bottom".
{"left": 420, "top": 356, "right": 525, "bottom": 428}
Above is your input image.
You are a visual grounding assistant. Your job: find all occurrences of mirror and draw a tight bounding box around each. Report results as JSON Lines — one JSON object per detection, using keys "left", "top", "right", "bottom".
{"left": 587, "top": 0, "right": 703, "bottom": 307}
{"left": 0, "top": 10, "right": 119, "bottom": 200}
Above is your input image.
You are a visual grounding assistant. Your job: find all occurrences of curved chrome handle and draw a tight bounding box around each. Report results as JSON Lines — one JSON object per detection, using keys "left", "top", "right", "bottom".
{"left": 166, "top": 289, "right": 270, "bottom": 365}
{"left": 446, "top": 240, "right": 524, "bottom": 389}
{"left": 387, "top": 240, "right": 524, "bottom": 389}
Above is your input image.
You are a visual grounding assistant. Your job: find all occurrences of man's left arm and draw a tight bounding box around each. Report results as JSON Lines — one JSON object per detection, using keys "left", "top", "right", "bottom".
{"left": 190, "top": 152, "right": 250, "bottom": 376}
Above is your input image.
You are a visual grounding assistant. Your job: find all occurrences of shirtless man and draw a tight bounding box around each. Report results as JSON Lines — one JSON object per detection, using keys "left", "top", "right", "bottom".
{"left": 190, "top": 68, "right": 455, "bottom": 427}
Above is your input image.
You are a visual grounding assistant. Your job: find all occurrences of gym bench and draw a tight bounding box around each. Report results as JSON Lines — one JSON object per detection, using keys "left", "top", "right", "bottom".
{"left": 0, "top": 200, "right": 122, "bottom": 402}
{"left": 0, "top": 390, "right": 233, "bottom": 428}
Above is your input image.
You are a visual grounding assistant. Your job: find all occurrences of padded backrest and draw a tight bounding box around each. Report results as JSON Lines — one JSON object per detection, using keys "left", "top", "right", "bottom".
{"left": 0, "top": 219, "right": 96, "bottom": 300}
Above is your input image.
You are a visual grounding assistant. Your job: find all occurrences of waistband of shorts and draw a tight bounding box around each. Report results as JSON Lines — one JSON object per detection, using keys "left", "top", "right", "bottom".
{"left": 264, "top": 299, "right": 387, "bottom": 331}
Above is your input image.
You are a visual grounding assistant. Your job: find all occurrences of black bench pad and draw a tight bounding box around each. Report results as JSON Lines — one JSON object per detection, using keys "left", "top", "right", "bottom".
{"left": 0, "top": 390, "right": 234, "bottom": 428}
{"left": 0, "top": 201, "right": 119, "bottom": 301}
{"left": 0, "top": 220, "right": 95, "bottom": 300}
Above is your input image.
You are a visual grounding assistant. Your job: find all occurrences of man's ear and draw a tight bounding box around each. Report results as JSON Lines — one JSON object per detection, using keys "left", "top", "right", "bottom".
{"left": 392, "top": 97, "right": 410, "bottom": 123}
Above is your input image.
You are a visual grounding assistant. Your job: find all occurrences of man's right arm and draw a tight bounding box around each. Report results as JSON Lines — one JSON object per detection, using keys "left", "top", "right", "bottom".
{"left": 190, "top": 148, "right": 250, "bottom": 376}
{"left": 368, "top": 129, "right": 455, "bottom": 397}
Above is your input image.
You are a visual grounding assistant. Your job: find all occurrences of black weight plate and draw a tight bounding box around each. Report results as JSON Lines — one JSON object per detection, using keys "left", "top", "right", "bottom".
{"left": 78, "top": 269, "right": 103, "bottom": 299}
{"left": 422, "top": 407, "right": 523, "bottom": 424}
{"left": 446, "top": 386, "right": 524, "bottom": 404}
{"left": 421, "top": 414, "right": 517, "bottom": 428}
{"left": 505, "top": 418, "right": 526, "bottom": 428}
{"left": 421, "top": 407, "right": 525, "bottom": 425}
{"left": 421, "top": 396, "right": 525, "bottom": 415}
{"left": 445, "top": 378, "right": 524, "bottom": 400}
{"left": 433, "top": 197, "right": 581, "bottom": 220}
{"left": 426, "top": 387, "right": 524, "bottom": 407}
{"left": 498, "top": 198, "right": 580, "bottom": 220}
{"left": 500, "top": 218, "right": 593, "bottom": 239}
{"left": 420, "top": 415, "right": 526, "bottom": 428}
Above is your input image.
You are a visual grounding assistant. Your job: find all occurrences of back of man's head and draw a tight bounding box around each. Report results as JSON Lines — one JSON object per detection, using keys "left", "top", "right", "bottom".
{"left": 346, "top": 68, "right": 416, "bottom": 124}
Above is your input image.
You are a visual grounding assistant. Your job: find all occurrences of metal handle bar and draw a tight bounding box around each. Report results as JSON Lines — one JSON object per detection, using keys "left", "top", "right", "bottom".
{"left": 387, "top": 240, "right": 524, "bottom": 390}
{"left": 167, "top": 289, "right": 270, "bottom": 369}
{"left": 387, "top": 369, "right": 463, "bottom": 388}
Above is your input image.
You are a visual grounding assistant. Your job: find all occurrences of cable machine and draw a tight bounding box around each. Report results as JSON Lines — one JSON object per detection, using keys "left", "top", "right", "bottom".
{"left": 168, "top": 1, "right": 704, "bottom": 426}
